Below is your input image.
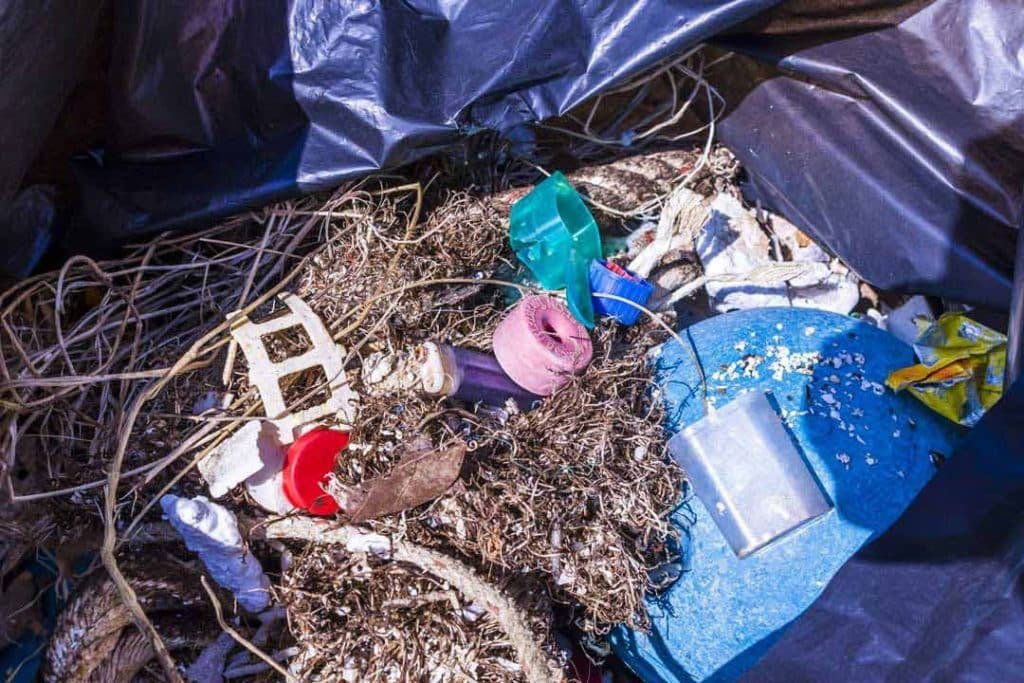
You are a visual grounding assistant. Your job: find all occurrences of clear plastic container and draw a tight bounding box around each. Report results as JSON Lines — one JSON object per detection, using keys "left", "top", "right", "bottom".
{"left": 668, "top": 391, "right": 832, "bottom": 558}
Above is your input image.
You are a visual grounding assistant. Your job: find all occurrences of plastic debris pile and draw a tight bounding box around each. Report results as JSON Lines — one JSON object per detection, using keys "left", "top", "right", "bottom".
{"left": 2, "top": 124, "right": 968, "bottom": 680}
{"left": 3, "top": 147, "right": 731, "bottom": 681}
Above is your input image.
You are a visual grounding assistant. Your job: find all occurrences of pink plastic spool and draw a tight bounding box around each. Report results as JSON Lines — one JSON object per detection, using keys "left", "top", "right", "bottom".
{"left": 493, "top": 295, "right": 593, "bottom": 396}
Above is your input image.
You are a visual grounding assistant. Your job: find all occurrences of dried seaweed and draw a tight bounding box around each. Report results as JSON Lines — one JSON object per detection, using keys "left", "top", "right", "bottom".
{"left": 0, "top": 144, "right": 736, "bottom": 678}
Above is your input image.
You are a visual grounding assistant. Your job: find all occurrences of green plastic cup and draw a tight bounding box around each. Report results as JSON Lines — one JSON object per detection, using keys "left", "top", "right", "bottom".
{"left": 509, "top": 172, "right": 601, "bottom": 327}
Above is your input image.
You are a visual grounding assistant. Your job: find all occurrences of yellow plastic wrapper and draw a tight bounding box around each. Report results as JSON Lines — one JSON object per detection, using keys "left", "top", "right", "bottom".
{"left": 886, "top": 313, "right": 1006, "bottom": 426}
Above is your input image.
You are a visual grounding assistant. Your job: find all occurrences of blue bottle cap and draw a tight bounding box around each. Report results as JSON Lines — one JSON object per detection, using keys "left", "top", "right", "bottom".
{"left": 589, "top": 259, "right": 654, "bottom": 325}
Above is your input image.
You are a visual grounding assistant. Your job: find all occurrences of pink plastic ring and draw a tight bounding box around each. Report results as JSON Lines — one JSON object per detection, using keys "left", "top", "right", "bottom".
{"left": 493, "top": 295, "right": 593, "bottom": 396}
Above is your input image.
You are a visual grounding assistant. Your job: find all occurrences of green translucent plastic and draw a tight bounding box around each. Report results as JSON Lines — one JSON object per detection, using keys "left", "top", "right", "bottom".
{"left": 509, "top": 172, "right": 601, "bottom": 327}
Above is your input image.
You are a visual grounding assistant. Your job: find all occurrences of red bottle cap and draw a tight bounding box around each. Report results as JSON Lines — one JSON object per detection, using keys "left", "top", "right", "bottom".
{"left": 282, "top": 428, "right": 349, "bottom": 515}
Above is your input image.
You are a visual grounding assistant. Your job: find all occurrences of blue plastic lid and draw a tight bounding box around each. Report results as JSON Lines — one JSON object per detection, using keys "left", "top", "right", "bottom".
{"left": 589, "top": 259, "right": 654, "bottom": 325}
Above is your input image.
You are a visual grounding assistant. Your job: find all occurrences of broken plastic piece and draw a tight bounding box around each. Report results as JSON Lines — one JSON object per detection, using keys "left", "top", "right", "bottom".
{"left": 493, "top": 295, "right": 593, "bottom": 396}
{"left": 627, "top": 187, "right": 707, "bottom": 278}
{"left": 361, "top": 349, "right": 419, "bottom": 396}
{"left": 696, "top": 194, "right": 858, "bottom": 315}
{"left": 589, "top": 260, "right": 654, "bottom": 325}
{"left": 885, "top": 295, "right": 935, "bottom": 346}
{"left": 343, "top": 531, "right": 393, "bottom": 558}
{"left": 199, "top": 421, "right": 280, "bottom": 498}
{"left": 245, "top": 459, "right": 294, "bottom": 516}
{"left": 282, "top": 428, "right": 349, "bottom": 515}
{"left": 668, "top": 391, "right": 832, "bottom": 558}
{"left": 417, "top": 341, "right": 541, "bottom": 408}
{"left": 229, "top": 293, "right": 357, "bottom": 441}
{"left": 160, "top": 495, "right": 271, "bottom": 612}
{"left": 509, "top": 172, "right": 601, "bottom": 327}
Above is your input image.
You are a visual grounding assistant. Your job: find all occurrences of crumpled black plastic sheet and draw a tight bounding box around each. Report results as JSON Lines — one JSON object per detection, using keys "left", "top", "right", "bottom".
{"left": 72, "top": 0, "right": 778, "bottom": 246}
{"left": 72, "top": 1, "right": 1023, "bottom": 313}
{"left": 68, "top": 1, "right": 1024, "bottom": 314}
{"left": 708, "top": 0, "right": 1024, "bottom": 309}
{"left": 745, "top": 376, "right": 1024, "bottom": 682}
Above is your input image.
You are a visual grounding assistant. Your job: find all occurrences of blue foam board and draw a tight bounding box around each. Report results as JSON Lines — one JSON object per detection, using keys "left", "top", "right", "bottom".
{"left": 611, "top": 307, "right": 963, "bottom": 682}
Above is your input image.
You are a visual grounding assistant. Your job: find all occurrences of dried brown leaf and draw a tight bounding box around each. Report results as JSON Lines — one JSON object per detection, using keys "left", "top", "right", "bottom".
{"left": 334, "top": 441, "right": 466, "bottom": 523}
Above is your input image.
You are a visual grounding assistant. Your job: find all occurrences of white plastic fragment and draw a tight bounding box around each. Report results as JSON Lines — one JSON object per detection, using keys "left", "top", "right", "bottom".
{"left": 697, "top": 194, "right": 790, "bottom": 312}
{"left": 695, "top": 194, "right": 859, "bottom": 315}
{"left": 768, "top": 214, "right": 860, "bottom": 314}
{"left": 361, "top": 349, "right": 420, "bottom": 395}
{"left": 244, "top": 435, "right": 296, "bottom": 515}
{"left": 229, "top": 292, "right": 358, "bottom": 442}
{"left": 885, "top": 295, "right": 934, "bottom": 346}
{"left": 628, "top": 187, "right": 708, "bottom": 277}
{"left": 784, "top": 262, "right": 860, "bottom": 314}
{"left": 160, "top": 495, "right": 272, "bottom": 612}
{"left": 343, "top": 531, "right": 393, "bottom": 559}
{"left": 198, "top": 421, "right": 279, "bottom": 498}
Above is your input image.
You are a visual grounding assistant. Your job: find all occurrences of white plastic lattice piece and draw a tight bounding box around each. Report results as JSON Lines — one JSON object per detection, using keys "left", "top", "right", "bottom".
{"left": 229, "top": 293, "right": 357, "bottom": 441}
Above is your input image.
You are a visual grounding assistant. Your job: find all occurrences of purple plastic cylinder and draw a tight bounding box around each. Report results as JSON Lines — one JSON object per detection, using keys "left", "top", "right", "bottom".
{"left": 449, "top": 346, "right": 541, "bottom": 409}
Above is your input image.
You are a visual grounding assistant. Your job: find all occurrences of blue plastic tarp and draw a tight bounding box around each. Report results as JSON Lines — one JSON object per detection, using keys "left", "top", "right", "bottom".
{"left": 611, "top": 306, "right": 964, "bottom": 681}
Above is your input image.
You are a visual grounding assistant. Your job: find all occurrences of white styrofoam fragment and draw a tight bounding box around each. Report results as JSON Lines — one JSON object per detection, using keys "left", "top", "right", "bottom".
{"left": 245, "top": 436, "right": 295, "bottom": 516}
{"left": 345, "top": 532, "right": 393, "bottom": 559}
{"left": 161, "top": 495, "right": 271, "bottom": 612}
{"left": 198, "top": 421, "right": 267, "bottom": 498}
